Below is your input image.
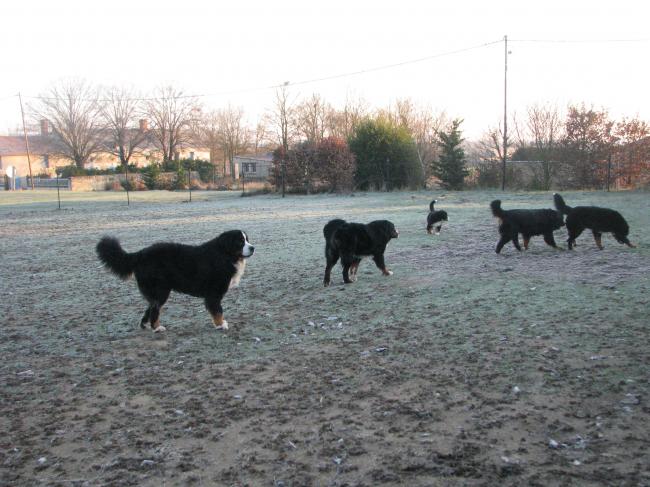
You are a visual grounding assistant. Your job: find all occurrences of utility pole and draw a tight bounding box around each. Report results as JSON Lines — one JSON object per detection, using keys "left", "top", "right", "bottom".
{"left": 281, "top": 155, "right": 286, "bottom": 197}
{"left": 18, "top": 92, "right": 35, "bottom": 190}
{"left": 606, "top": 153, "right": 612, "bottom": 192}
{"left": 501, "top": 35, "right": 508, "bottom": 191}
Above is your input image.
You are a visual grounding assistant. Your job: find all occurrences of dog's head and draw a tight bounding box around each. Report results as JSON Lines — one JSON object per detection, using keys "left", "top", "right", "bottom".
{"left": 216, "top": 230, "right": 255, "bottom": 259}
{"left": 370, "top": 220, "right": 399, "bottom": 240}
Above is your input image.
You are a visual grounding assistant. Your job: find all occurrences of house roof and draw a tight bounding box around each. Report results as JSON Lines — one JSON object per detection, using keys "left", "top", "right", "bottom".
{"left": 0, "top": 135, "right": 56, "bottom": 157}
{"left": 0, "top": 131, "right": 211, "bottom": 158}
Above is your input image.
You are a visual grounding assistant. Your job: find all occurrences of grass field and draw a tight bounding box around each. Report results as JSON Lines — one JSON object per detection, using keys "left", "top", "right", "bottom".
{"left": 1, "top": 189, "right": 649, "bottom": 486}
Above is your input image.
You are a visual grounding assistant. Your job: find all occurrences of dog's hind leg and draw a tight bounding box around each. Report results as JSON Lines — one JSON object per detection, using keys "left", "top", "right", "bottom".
{"left": 148, "top": 303, "right": 166, "bottom": 332}
{"left": 592, "top": 231, "right": 604, "bottom": 250}
{"left": 567, "top": 226, "right": 583, "bottom": 250}
{"left": 543, "top": 232, "right": 560, "bottom": 249}
{"left": 341, "top": 253, "right": 355, "bottom": 283}
{"left": 495, "top": 235, "right": 510, "bottom": 254}
{"left": 146, "top": 289, "right": 170, "bottom": 332}
{"left": 140, "top": 307, "right": 151, "bottom": 329}
{"left": 323, "top": 247, "right": 339, "bottom": 287}
{"left": 512, "top": 235, "right": 522, "bottom": 251}
{"left": 349, "top": 258, "right": 361, "bottom": 281}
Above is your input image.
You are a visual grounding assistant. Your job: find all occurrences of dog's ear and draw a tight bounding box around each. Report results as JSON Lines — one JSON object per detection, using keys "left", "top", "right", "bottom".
{"left": 215, "top": 230, "right": 245, "bottom": 257}
{"left": 383, "top": 221, "right": 399, "bottom": 238}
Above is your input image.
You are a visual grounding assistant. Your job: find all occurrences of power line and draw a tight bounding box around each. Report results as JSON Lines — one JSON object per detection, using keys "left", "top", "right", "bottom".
{"left": 5, "top": 36, "right": 648, "bottom": 104}
{"left": 16, "top": 38, "right": 504, "bottom": 103}
{"left": 510, "top": 37, "right": 650, "bottom": 43}
{"left": 280, "top": 38, "right": 504, "bottom": 88}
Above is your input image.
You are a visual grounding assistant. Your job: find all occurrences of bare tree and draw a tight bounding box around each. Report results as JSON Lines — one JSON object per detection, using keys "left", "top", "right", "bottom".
{"left": 296, "top": 93, "right": 330, "bottom": 144}
{"left": 525, "top": 103, "right": 564, "bottom": 190}
{"left": 252, "top": 118, "right": 269, "bottom": 154}
{"left": 266, "top": 84, "right": 296, "bottom": 153}
{"left": 327, "top": 94, "right": 369, "bottom": 140}
{"left": 188, "top": 109, "right": 224, "bottom": 179}
{"left": 33, "top": 79, "right": 104, "bottom": 169}
{"left": 217, "top": 105, "right": 250, "bottom": 178}
{"left": 144, "top": 86, "right": 199, "bottom": 164}
{"left": 101, "top": 87, "right": 149, "bottom": 167}
{"left": 266, "top": 84, "right": 297, "bottom": 196}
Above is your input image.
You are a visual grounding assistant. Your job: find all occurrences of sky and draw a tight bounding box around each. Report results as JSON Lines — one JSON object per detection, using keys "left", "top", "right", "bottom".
{"left": 0, "top": 0, "right": 648, "bottom": 140}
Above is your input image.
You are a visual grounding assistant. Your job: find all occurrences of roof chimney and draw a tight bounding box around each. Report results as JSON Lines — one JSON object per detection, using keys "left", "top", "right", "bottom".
{"left": 40, "top": 119, "right": 49, "bottom": 136}
{"left": 139, "top": 119, "right": 148, "bottom": 131}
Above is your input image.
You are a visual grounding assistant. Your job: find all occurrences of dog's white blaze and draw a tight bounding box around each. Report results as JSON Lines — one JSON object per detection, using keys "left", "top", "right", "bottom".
{"left": 242, "top": 231, "right": 254, "bottom": 257}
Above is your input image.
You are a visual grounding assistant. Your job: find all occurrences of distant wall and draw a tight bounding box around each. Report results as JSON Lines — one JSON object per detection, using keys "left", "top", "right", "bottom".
{"left": 70, "top": 174, "right": 144, "bottom": 191}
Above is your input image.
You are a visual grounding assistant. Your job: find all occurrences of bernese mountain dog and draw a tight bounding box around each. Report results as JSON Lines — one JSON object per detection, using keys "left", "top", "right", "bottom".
{"left": 426, "top": 199, "right": 448, "bottom": 234}
{"left": 96, "top": 230, "right": 254, "bottom": 332}
{"left": 490, "top": 199, "right": 565, "bottom": 254}
{"left": 553, "top": 193, "right": 635, "bottom": 250}
{"left": 323, "top": 219, "right": 399, "bottom": 286}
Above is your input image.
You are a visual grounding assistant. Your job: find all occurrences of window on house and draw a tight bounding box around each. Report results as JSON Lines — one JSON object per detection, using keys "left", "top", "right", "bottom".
{"left": 189, "top": 152, "right": 195, "bottom": 160}
{"left": 43, "top": 154, "right": 49, "bottom": 168}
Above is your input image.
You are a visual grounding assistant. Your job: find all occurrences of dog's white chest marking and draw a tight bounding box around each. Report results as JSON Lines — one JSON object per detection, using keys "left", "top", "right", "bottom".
{"left": 230, "top": 259, "right": 246, "bottom": 289}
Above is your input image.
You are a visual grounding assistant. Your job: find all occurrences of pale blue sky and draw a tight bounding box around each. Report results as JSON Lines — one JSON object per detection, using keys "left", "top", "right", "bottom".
{"left": 1, "top": 0, "right": 648, "bottom": 139}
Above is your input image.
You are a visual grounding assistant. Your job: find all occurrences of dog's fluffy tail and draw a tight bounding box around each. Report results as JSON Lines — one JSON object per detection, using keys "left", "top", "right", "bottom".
{"left": 553, "top": 193, "right": 572, "bottom": 215}
{"left": 429, "top": 199, "right": 436, "bottom": 211}
{"left": 96, "top": 236, "right": 137, "bottom": 280}
{"left": 323, "top": 219, "right": 346, "bottom": 241}
{"left": 490, "top": 199, "right": 505, "bottom": 218}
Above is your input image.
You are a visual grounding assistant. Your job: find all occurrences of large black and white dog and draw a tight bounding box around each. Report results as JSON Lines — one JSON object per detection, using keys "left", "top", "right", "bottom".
{"left": 490, "top": 199, "right": 565, "bottom": 254}
{"left": 426, "top": 199, "right": 448, "bottom": 234}
{"left": 323, "top": 219, "right": 399, "bottom": 286}
{"left": 553, "top": 193, "right": 635, "bottom": 250}
{"left": 96, "top": 230, "right": 254, "bottom": 332}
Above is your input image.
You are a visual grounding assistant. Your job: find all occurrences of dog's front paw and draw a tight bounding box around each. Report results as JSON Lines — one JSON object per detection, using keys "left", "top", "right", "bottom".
{"left": 383, "top": 270, "right": 393, "bottom": 276}
{"left": 153, "top": 325, "right": 166, "bottom": 333}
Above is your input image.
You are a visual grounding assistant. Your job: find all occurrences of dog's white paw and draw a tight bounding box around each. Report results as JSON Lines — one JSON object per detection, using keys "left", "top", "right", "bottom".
{"left": 153, "top": 325, "right": 166, "bottom": 333}
{"left": 386, "top": 270, "right": 393, "bottom": 276}
{"left": 214, "top": 320, "right": 229, "bottom": 331}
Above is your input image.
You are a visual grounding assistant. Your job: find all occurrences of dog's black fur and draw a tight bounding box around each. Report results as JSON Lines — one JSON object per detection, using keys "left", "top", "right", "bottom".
{"left": 490, "top": 199, "right": 565, "bottom": 254}
{"left": 323, "top": 219, "right": 399, "bottom": 286}
{"left": 427, "top": 199, "right": 448, "bottom": 234}
{"left": 553, "top": 193, "right": 635, "bottom": 250}
{"left": 96, "top": 230, "right": 254, "bottom": 332}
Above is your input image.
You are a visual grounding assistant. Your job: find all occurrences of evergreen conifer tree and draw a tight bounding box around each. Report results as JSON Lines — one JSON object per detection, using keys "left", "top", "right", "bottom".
{"left": 432, "top": 119, "right": 468, "bottom": 190}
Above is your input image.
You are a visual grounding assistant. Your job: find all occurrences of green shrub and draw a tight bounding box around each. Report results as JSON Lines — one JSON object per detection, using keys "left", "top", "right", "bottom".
{"left": 142, "top": 163, "right": 161, "bottom": 190}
